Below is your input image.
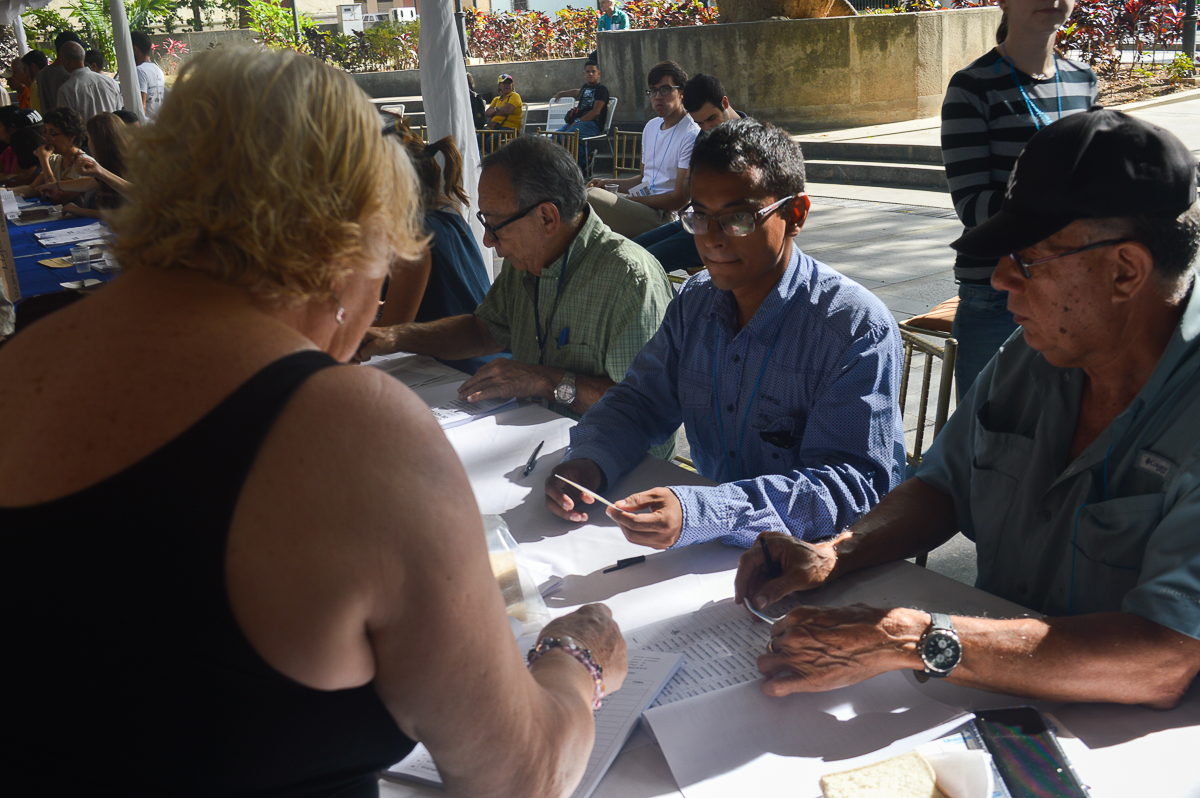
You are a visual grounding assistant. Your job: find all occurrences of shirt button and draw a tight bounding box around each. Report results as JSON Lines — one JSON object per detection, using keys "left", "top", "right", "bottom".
{"left": 772, "top": 452, "right": 780, "bottom": 459}
{"left": 1017, "top": 581, "right": 1029, "bottom": 595}
{"left": 729, "top": 450, "right": 737, "bottom": 459}
{"left": 732, "top": 355, "right": 740, "bottom": 363}
{"left": 1038, "top": 509, "right": 1051, "bottom": 523}
{"left": 726, "top": 404, "right": 735, "bottom": 412}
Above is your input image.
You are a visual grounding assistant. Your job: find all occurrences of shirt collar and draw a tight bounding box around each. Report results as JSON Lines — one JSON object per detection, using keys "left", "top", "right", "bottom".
{"left": 710, "top": 244, "right": 807, "bottom": 342}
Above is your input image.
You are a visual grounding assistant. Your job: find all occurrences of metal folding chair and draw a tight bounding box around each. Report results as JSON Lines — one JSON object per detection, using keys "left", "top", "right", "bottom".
{"left": 613, "top": 128, "right": 642, "bottom": 178}
{"left": 544, "top": 97, "right": 576, "bottom": 132}
{"left": 580, "top": 96, "right": 619, "bottom": 178}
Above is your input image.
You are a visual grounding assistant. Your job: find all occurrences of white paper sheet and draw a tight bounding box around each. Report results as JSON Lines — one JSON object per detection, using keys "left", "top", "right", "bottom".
{"left": 643, "top": 672, "right": 971, "bottom": 798}
{"left": 34, "top": 222, "right": 108, "bottom": 246}
{"left": 385, "top": 650, "right": 684, "bottom": 798}
{"left": 625, "top": 598, "right": 791, "bottom": 706}
{"left": 430, "top": 396, "right": 518, "bottom": 428}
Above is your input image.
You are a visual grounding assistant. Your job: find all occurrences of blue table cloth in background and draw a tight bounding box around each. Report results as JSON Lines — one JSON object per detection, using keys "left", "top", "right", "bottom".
{"left": 7, "top": 210, "right": 118, "bottom": 300}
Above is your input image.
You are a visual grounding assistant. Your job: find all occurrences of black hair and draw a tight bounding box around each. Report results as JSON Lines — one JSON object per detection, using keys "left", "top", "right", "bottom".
{"left": 481, "top": 135, "right": 587, "bottom": 223}
{"left": 683, "top": 73, "right": 726, "bottom": 114}
{"left": 85, "top": 49, "right": 106, "bottom": 70}
{"left": 130, "top": 31, "right": 153, "bottom": 56}
{"left": 54, "top": 31, "right": 82, "bottom": 51}
{"left": 0, "top": 105, "right": 22, "bottom": 132}
{"left": 647, "top": 60, "right": 687, "bottom": 88}
{"left": 21, "top": 50, "right": 49, "bottom": 71}
{"left": 10, "top": 125, "right": 46, "bottom": 169}
{"left": 113, "top": 109, "right": 140, "bottom": 125}
{"left": 584, "top": 60, "right": 600, "bottom": 71}
{"left": 690, "top": 117, "right": 806, "bottom": 197}
{"left": 44, "top": 106, "right": 86, "bottom": 145}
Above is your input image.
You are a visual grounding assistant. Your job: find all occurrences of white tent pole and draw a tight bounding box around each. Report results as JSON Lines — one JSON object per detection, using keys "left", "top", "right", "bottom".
{"left": 419, "top": 0, "right": 489, "bottom": 278}
{"left": 108, "top": 0, "right": 143, "bottom": 121}
{"left": 14, "top": 17, "right": 29, "bottom": 55}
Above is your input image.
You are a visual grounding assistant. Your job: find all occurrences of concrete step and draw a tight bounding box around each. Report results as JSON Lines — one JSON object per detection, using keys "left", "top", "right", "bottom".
{"left": 805, "top": 159, "right": 948, "bottom": 192}
{"left": 798, "top": 139, "right": 943, "bottom": 165}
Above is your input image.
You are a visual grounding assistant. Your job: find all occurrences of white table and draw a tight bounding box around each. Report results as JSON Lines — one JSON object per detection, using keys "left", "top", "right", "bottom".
{"left": 375, "top": 353, "right": 1200, "bottom": 798}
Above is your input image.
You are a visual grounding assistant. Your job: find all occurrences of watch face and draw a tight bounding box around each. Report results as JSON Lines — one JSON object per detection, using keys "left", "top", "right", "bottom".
{"left": 922, "top": 630, "right": 962, "bottom": 673}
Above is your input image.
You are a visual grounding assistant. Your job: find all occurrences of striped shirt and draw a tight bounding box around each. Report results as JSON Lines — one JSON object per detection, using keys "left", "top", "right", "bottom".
{"left": 941, "top": 49, "right": 1097, "bottom": 281}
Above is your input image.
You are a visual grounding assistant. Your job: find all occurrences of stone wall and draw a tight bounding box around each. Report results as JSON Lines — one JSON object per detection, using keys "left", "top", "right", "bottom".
{"left": 596, "top": 8, "right": 1002, "bottom": 130}
{"left": 351, "top": 57, "right": 591, "bottom": 101}
{"left": 145, "top": 29, "right": 258, "bottom": 60}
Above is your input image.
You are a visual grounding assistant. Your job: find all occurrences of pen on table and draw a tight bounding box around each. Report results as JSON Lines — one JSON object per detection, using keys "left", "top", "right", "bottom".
{"left": 603, "top": 555, "right": 645, "bottom": 574}
{"left": 522, "top": 440, "right": 545, "bottom": 477}
{"left": 760, "top": 537, "right": 783, "bottom": 580}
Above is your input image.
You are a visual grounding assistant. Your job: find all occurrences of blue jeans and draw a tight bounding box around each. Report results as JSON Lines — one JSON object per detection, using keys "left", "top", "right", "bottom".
{"left": 633, "top": 220, "right": 703, "bottom": 272}
{"left": 558, "top": 119, "right": 602, "bottom": 170}
{"left": 951, "top": 282, "right": 1018, "bottom": 399}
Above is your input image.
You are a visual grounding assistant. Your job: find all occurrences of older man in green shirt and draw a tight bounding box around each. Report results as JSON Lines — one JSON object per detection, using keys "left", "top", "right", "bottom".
{"left": 360, "top": 135, "right": 675, "bottom": 429}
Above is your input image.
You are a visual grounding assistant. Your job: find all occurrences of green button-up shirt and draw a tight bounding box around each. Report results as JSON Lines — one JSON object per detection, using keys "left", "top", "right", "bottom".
{"left": 917, "top": 280, "right": 1200, "bottom": 640}
{"left": 475, "top": 207, "right": 677, "bottom": 456}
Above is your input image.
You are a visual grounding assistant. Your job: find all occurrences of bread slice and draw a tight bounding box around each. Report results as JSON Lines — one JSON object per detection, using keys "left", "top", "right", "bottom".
{"left": 820, "top": 751, "right": 945, "bottom": 798}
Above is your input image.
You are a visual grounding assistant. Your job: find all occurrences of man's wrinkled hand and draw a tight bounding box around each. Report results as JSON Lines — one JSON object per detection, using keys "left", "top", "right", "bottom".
{"left": 458, "top": 358, "right": 550, "bottom": 403}
{"left": 545, "top": 459, "right": 604, "bottom": 523}
{"left": 608, "top": 487, "right": 683, "bottom": 549}
{"left": 354, "top": 327, "right": 400, "bottom": 363}
{"left": 757, "top": 604, "right": 915, "bottom": 697}
{"left": 734, "top": 531, "right": 839, "bottom": 613}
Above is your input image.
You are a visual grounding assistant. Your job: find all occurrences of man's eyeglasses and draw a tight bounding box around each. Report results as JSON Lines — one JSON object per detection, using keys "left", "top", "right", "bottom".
{"left": 1009, "top": 238, "right": 1132, "bottom": 279}
{"left": 680, "top": 195, "right": 798, "bottom": 237}
{"left": 476, "top": 200, "right": 560, "bottom": 238}
{"left": 645, "top": 85, "right": 682, "bottom": 98}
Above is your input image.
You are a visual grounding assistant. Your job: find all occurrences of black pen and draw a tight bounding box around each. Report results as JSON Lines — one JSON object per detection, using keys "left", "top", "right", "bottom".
{"left": 522, "top": 440, "right": 545, "bottom": 477}
{"left": 603, "top": 555, "right": 645, "bottom": 574}
{"left": 760, "top": 537, "right": 783, "bottom": 579}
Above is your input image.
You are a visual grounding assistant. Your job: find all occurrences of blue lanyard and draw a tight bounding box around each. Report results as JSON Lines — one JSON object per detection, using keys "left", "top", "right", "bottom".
{"left": 532, "top": 244, "right": 571, "bottom": 365}
{"left": 647, "top": 118, "right": 681, "bottom": 194}
{"left": 712, "top": 318, "right": 787, "bottom": 482}
{"left": 1000, "top": 44, "right": 1060, "bottom": 130}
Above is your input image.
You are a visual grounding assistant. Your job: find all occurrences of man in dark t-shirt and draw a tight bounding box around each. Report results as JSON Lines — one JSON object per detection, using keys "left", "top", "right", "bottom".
{"left": 553, "top": 61, "right": 610, "bottom": 171}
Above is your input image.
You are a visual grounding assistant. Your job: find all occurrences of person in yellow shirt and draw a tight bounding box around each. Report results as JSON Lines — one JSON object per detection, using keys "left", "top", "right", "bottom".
{"left": 484, "top": 74, "right": 522, "bottom": 131}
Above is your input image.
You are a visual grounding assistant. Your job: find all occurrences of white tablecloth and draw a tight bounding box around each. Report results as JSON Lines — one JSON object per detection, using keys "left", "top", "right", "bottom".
{"left": 373, "top": 353, "right": 1200, "bottom": 798}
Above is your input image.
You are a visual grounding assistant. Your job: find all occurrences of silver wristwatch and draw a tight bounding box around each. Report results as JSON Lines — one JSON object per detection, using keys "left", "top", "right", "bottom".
{"left": 917, "top": 612, "right": 962, "bottom": 680}
{"left": 553, "top": 371, "right": 577, "bottom": 405}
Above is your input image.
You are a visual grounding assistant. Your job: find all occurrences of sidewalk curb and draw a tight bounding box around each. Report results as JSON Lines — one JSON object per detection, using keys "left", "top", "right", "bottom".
{"left": 1109, "top": 87, "right": 1200, "bottom": 112}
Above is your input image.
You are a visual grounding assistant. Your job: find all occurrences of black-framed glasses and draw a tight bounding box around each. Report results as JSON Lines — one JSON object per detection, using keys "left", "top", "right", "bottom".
{"left": 1009, "top": 238, "right": 1132, "bottom": 279}
{"left": 645, "top": 85, "right": 683, "bottom": 98}
{"left": 680, "top": 195, "right": 798, "bottom": 237}
{"left": 476, "top": 200, "right": 559, "bottom": 238}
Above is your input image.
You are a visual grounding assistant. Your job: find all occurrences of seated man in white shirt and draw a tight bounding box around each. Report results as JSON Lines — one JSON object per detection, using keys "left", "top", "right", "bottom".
{"left": 585, "top": 60, "right": 699, "bottom": 240}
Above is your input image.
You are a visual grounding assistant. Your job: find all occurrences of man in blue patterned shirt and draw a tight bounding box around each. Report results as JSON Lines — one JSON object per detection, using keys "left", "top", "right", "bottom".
{"left": 546, "top": 119, "right": 905, "bottom": 549}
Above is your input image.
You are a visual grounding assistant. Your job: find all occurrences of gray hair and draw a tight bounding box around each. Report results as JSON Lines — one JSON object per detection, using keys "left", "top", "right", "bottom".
{"left": 481, "top": 135, "right": 587, "bottom": 223}
{"left": 61, "top": 41, "right": 86, "bottom": 64}
{"left": 1085, "top": 202, "right": 1200, "bottom": 283}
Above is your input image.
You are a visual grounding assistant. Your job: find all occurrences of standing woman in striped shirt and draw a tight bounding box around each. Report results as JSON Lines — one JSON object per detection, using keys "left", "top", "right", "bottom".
{"left": 941, "top": 0, "right": 1096, "bottom": 395}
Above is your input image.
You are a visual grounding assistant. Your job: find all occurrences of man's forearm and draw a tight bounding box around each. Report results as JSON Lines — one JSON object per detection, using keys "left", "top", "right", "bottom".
{"left": 636, "top": 187, "right": 688, "bottom": 212}
{"left": 569, "top": 373, "right": 615, "bottom": 414}
{"left": 829, "top": 478, "right": 960, "bottom": 579}
{"left": 377, "top": 315, "right": 500, "bottom": 360}
{"left": 946, "top": 612, "right": 1200, "bottom": 708}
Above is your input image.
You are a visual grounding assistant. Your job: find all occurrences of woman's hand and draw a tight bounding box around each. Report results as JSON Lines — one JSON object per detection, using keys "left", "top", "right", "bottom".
{"left": 39, "top": 184, "right": 63, "bottom": 201}
{"left": 537, "top": 603, "right": 628, "bottom": 698}
{"left": 77, "top": 155, "right": 101, "bottom": 177}
{"left": 35, "top": 143, "right": 53, "bottom": 162}
{"left": 61, "top": 203, "right": 85, "bottom": 217}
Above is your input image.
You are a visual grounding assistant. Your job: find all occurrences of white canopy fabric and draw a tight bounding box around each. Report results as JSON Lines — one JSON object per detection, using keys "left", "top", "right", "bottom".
{"left": 417, "top": 0, "right": 489, "bottom": 277}
{"left": 0, "top": 0, "right": 50, "bottom": 30}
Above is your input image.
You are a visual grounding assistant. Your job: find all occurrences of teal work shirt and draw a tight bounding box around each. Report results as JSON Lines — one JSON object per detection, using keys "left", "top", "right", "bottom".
{"left": 917, "top": 279, "right": 1200, "bottom": 640}
{"left": 598, "top": 9, "right": 629, "bottom": 30}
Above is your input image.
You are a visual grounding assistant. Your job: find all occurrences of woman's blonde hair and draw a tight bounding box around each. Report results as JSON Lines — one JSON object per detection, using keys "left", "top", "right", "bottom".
{"left": 109, "top": 47, "right": 426, "bottom": 304}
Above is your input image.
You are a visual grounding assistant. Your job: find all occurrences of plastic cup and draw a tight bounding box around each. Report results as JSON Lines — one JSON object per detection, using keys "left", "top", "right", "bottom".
{"left": 605, "top": 183, "right": 619, "bottom": 194}
{"left": 71, "top": 245, "right": 91, "bottom": 274}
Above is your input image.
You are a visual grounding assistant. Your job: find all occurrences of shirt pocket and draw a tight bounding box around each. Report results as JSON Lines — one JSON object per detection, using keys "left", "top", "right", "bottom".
{"left": 750, "top": 404, "right": 802, "bottom": 450}
{"left": 968, "top": 412, "right": 1036, "bottom": 546}
{"left": 1069, "top": 492, "right": 1164, "bottom": 614}
{"left": 678, "top": 367, "right": 712, "bottom": 410}
{"left": 552, "top": 342, "right": 602, "bottom": 376}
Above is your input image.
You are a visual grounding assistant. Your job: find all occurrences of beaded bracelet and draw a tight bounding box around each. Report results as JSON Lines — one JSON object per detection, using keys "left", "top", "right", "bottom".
{"left": 527, "top": 635, "right": 605, "bottom": 710}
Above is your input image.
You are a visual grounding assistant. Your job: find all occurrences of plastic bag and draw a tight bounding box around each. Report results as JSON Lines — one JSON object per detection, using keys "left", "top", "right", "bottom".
{"left": 483, "top": 515, "right": 551, "bottom": 637}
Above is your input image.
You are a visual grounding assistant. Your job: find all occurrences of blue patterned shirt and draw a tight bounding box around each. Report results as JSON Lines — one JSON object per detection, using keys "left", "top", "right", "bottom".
{"left": 565, "top": 245, "right": 906, "bottom": 547}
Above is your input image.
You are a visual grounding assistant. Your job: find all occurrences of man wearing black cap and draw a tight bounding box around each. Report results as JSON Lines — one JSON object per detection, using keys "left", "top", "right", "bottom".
{"left": 733, "top": 108, "right": 1200, "bottom": 708}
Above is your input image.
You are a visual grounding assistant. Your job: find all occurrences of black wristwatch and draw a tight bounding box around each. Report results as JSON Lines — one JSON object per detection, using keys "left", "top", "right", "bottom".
{"left": 917, "top": 612, "right": 962, "bottom": 679}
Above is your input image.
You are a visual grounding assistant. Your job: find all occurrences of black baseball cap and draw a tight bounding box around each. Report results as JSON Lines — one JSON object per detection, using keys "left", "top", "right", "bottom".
{"left": 953, "top": 108, "right": 1198, "bottom": 259}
